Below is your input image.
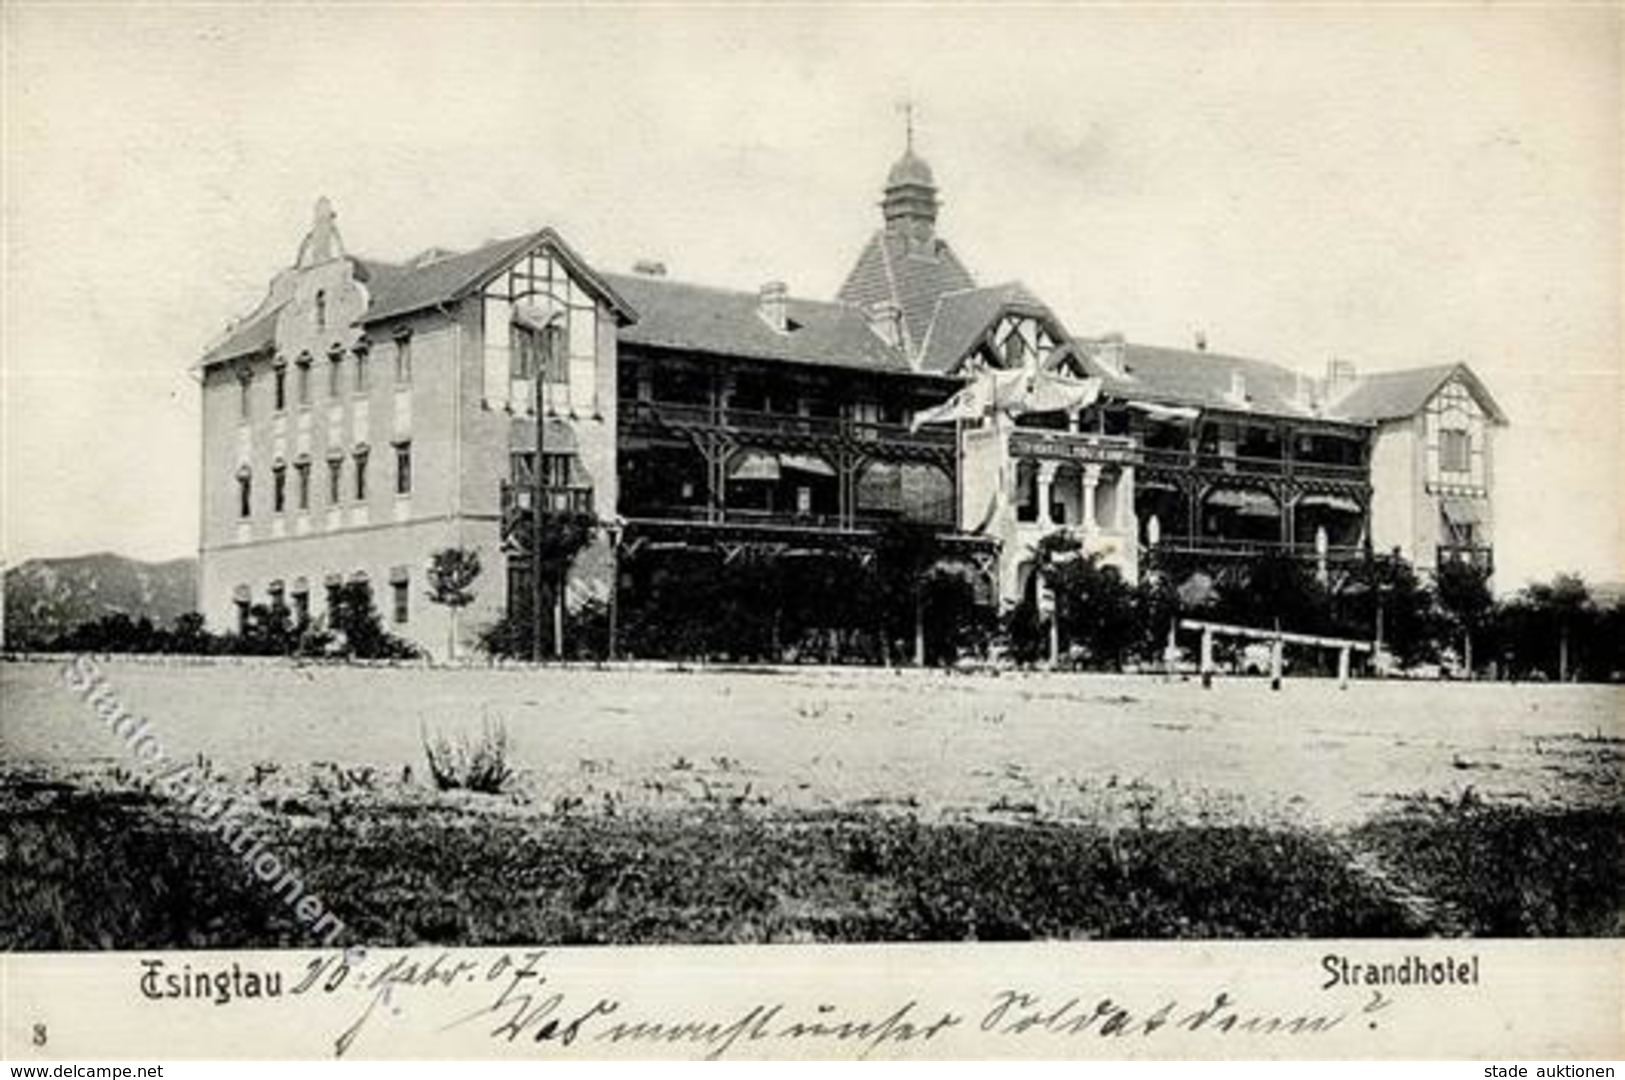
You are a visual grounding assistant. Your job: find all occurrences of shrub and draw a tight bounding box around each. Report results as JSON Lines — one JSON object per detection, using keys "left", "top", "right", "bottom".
{"left": 327, "top": 581, "right": 419, "bottom": 660}
{"left": 421, "top": 718, "right": 513, "bottom": 794}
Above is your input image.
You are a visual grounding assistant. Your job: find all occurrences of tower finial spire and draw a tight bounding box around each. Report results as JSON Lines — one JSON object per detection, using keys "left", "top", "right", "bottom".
{"left": 881, "top": 105, "right": 939, "bottom": 243}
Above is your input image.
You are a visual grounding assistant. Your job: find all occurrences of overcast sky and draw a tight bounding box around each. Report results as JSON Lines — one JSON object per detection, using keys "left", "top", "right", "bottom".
{"left": 3, "top": 5, "right": 1619, "bottom": 590}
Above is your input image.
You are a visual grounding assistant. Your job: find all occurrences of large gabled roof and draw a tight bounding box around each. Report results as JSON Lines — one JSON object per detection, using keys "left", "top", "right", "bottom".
{"left": 836, "top": 230, "right": 977, "bottom": 357}
{"left": 1330, "top": 362, "right": 1508, "bottom": 425}
{"left": 1100, "top": 342, "right": 1327, "bottom": 419}
{"left": 916, "top": 282, "right": 1053, "bottom": 375}
{"left": 198, "top": 307, "right": 282, "bottom": 367}
{"left": 359, "top": 228, "right": 636, "bottom": 327}
{"left": 198, "top": 228, "right": 635, "bottom": 369}
{"left": 603, "top": 272, "right": 916, "bottom": 375}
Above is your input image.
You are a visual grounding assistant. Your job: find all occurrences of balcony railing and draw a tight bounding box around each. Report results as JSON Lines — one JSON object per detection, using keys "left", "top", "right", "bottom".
{"left": 1437, "top": 545, "right": 1494, "bottom": 572}
{"left": 618, "top": 399, "right": 955, "bottom": 454}
{"left": 1139, "top": 446, "right": 1368, "bottom": 484}
{"left": 500, "top": 481, "right": 595, "bottom": 516}
{"left": 1145, "top": 536, "right": 1367, "bottom": 561}
{"left": 622, "top": 503, "right": 953, "bottom": 533}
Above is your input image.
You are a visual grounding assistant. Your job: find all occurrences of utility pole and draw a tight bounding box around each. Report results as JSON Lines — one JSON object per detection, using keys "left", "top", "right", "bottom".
{"left": 529, "top": 324, "right": 554, "bottom": 663}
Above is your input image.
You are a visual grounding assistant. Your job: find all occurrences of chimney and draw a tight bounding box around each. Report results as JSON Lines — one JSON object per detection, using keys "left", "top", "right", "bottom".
{"left": 632, "top": 259, "right": 667, "bottom": 277}
{"left": 1094, "top": 331, "right": 1127, "bottom": 377}
{"left": 1293, "top": 371, "right": 1318, "bottom": 413}
{"left": 867, "top": 301, "right": 903, "bottom": 349}
{"left": 759, "top": 281, "right": 789, "bottom": 333}
{"left": 1227, "top": 369, "right": 1249, "bottom": 405}
{"left": 1325, "top": 357, "right": 1358, "bottom": 399}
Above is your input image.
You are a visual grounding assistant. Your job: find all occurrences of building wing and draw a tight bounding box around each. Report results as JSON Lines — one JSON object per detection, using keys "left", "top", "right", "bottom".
{"left": 605, "top": 272, "right": 914, "bottom": 374}
{"left": 1330, "top": 362, "right": 1509, "bottom": 425}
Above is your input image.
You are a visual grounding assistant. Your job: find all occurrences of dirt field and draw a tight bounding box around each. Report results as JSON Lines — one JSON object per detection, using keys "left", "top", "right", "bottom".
{"left": 5, "top": 657, "right": 1621, "bottom": 946}
{"left": 3, "top": 658, "right": 1619, "bottom": 829}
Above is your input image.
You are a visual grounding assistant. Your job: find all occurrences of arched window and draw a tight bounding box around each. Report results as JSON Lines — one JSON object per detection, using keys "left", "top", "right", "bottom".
{"left": 315, "top": 290, "right": 327, "bottom": 330}
{"left": 353, "top": 444, "right": 370, "bottom": 501}
{"left": 272, "top": 459, "right": 288, "bottom": 513}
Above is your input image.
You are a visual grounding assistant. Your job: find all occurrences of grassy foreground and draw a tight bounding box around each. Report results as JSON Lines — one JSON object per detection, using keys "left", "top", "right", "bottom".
{"left": 4, "top": 771, "right": 1620, "bottom": 949}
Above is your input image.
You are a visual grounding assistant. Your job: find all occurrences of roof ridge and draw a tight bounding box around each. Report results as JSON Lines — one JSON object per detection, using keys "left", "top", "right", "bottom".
{"left": 1354, "top": 361, "right": 1460, "bottom": 381}
{"left": 604, "top": 271, "right": 858, "bottom": 312}
{"left": 876, "top": 231, "right": 911, "bottom": 356}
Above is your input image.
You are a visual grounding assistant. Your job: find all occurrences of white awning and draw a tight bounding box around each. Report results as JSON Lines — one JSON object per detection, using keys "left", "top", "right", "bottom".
{"left": 1299, "top": 494, "right": 1362, "bottom": 514}
{"left": 779, "top": 453, "right": 836, "bottom": 477}
{"left": 509, "top": 417, "right": 579, "bottom": 454}
{"left": 1206, "top": 489, "right": 1279, "bottom": 517}
{"left": 1441, "top": 497, "right": 1484, "bottom": 525}
{"left": 729, "top": 451, "right": 781, "bottom": 482}
{"left": 1127, "top": 400, "right": 1201, "bottom": 423}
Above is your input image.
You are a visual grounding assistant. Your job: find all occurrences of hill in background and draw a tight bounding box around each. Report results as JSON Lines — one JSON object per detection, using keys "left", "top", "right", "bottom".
{"left": 4, "top": 553, "right": 197, "bottom": 648}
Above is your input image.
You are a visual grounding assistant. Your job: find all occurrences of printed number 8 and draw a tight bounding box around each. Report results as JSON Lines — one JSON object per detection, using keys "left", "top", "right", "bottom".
{"left": 33, "top": 1023, "right": 47, "bottom": 1046}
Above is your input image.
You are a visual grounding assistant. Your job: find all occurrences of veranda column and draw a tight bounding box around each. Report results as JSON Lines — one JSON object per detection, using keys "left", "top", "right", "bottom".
{"left": 1081, "top": 464, "right": 1101, "bottom": 537}
{"left": 1116, "top": 464, "right": 1136, "bottom": 531}
{"left": 1036, "top": 461, "right": 1057, "bottom": 525}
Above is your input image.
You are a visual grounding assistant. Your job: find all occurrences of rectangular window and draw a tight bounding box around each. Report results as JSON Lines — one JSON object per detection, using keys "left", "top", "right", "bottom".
{"left": 272, "top": 463, "right": 287, "bottom": 513}
{"left": 235, "top": 599, "right": 250, "bottom": 635}
{"left": 327, "top": 458, "right": 343, "bottom": 504}
{"left": 392, "top": 579, "right": 409, "bottom": 625}
{"left": 292, "top": 589, "right": 310, "bottom": 623}
{"left": 354, "top": 348, "right": 370, "bottom": 393}
{"left": 273, "top": 365, "right": 287, "bottom": 412}
{"left": 238, "top": 375, "right": 253, "bottom": 421}
{"left": 510, "top": 451, "right": 536, "bottom": 484}
{"left": 394, "top": 335, "right": 412, "bottom": 385}
{"left": 296, "top": 360, "right": 312, "bottom": 407}
{"left": 328, "top": 353, "right": 343, "bottom": 398}
{"left": 511, "top": 325, "right": 538, "bottom": 380}
{"left": 295, "top": 461, "right": 311, "bottom": 511}
{"left": 354, "top": 450, "right": 369, "bottom": 501}
{"left": 237, "top": 472, "right": 252, "bottom": 518}
{"left": 395, "top": 441, "right": 412, "bottom": 496}
{"left": 543, "top": 325, "right": 569, "bottom": 385}
{"left": 1440, "top": 429, "right": 1470, "bottom": 473}
{"left": 541, "top": 452, "right": 573, "bottom": 488}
